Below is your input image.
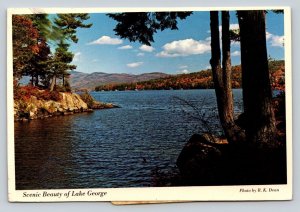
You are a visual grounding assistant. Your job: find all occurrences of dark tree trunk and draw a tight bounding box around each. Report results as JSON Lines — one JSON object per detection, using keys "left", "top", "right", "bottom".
{"left": 237, "top": 10, "right": 276, "bottom": 146}
{"left": 31, "top": 75, "right": 34, "bottom": 86}
{"left": 34, "top": 74, "right": 39, "bottom": 87}
{"left": 210, "top": 11, "right": 244, "bottom": 144}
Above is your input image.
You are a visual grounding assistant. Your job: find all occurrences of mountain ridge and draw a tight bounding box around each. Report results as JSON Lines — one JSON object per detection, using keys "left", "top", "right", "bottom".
{"left": 70, "top": 71, "right": 170, "bottom": 91}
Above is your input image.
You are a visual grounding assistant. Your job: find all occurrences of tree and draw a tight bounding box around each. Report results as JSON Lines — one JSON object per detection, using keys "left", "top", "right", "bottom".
{"left": 12, "top": 13, "right": 91, "bottom": 91}
{"left": 45, "top": 13, "right": 92, "bottom": 91}
{"left": 237, "top": 10, "right": 276, "bottom": 146}
{"left": 30, "top": 14, "right": 61, "bottom": 42}
{"left": 108, "top": 12, "right": 192, "bottom": 45}
{"left": 19, "top": 14, "right": 63, "bottom": 87}
{"left": 109, "top": 11, "right": 277, "bottom": 146}
{"left": 23, "top": 39, "right": 51, "bottom": 86}
{"left": 12, "top": 15, "right": 39, "bottom": 79}
{"left": 210, "top": 11, "right": 244, "bottom": 144}
{"left": 48, "top": 42, "right": 76, "bottom": 91}
{"left": 54, "top": 13, "right": 92, "bottom": 43}
{"left": 109, "top": 11, "right": 244, "bottom": 144}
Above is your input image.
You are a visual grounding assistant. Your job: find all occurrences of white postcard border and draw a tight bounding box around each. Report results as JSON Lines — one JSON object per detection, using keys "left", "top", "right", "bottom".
{"left": 7, "top": 6, "right": 293, "bottom": 202}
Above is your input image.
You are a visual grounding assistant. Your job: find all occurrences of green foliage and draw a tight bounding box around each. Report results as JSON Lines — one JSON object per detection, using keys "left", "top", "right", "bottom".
{"left": 54, "top": 13, "right": 92, "bottom": 43}
{"left": 12, "top": 13, "right": 91, "bottom": 92}
{"left": 79, "top": 91, "right": 95, "bottom": 108}
{"left": 108, "top": 12, "right": 192, "bottom": 45}
{"left": 24, "top": 40, "right": 51, "bottom": 86}
{"left": 30, "top": 14, "right": 63, "bottom": 42}
{"left": 229, "top": 29, "right": 240, "bottom": 42}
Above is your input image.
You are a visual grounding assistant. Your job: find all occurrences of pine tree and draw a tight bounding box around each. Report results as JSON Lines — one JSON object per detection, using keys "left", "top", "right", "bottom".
{"left": 46, "top": 13, "right": 92, "bottom": 91}
{"left": 48, "top": 41, "right": 76, "bottom": 91}
{"left": 54, "top": 13, "right": 92, "bottom": 43}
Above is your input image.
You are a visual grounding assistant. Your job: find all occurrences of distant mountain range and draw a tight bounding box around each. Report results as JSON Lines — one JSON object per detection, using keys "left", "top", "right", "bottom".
{"left": 94, "top": 60, "right": 285, "bottom": 91}
{"left": 70, "top": 71, "right": 169, "bottom": 91}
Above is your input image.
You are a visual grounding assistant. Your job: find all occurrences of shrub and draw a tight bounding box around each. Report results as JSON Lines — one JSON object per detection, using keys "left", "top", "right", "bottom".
{"left": 14, "top": 85, "right": 39, "bottom": 101}
{"left": 14, "top": 85, "right": 62, "bottom": 102}
{"left": 36, "top": 90, "right": 62, "bottom": 101}
{"left": 79, "top": 91, "right": 95, "bottom": 108}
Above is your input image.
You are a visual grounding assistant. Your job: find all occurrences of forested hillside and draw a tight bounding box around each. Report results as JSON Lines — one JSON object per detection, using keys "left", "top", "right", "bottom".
{"left": 95, "top": 60, "right": 285, "bottom": 91}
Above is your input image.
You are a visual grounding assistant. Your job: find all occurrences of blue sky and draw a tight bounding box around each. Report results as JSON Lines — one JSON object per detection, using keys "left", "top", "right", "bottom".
{"left": 65, "top": 11, "right": 284, "bottom": 75}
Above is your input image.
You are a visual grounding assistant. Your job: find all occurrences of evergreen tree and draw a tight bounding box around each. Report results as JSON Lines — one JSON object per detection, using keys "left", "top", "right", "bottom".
{"left": 23, "top": 39, "right": 51, "bottom": 86}
{"left": 108, "top": 12, "right": 192, "bottom": 46}
{"left": 54, "top": 13, "right": 92, "bottom": 43}
{"left": 48, "top": 41, "right": 76, "bottom": 91}
{"left": 46, "top": 13, "right": 92, "bottom": 91}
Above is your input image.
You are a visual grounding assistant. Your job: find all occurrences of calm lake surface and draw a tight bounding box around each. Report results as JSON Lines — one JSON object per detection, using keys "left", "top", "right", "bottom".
{"left": 15, "top": 89, "right": 243, "bottom": 189}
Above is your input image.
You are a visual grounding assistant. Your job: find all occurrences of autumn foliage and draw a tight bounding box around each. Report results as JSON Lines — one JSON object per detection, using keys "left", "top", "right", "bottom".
{"left": 95, "top": 60, "right": 285, "bottom": 91}
{"left": 12, "top": 15, "right": 39, "bottom": 78}
{"left": 14, "top": 85, "right": 62, "bottom": 102}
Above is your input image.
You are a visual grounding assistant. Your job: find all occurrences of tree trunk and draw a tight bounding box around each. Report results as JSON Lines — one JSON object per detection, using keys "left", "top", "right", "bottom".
{"left": 31, "top": 75, "right": 34, "bottom": 86}
{"left": 237, "top": 10, "right": 276, "bottom": 146}
{"left": 34, "top": 74, "right": 39, "bottom": 87}
{"left": 221, "top": 11, "right": 245, "bottom": 143}
{"left": 210, "top": 11, "right": 244, "bottom": 144}
{"left": 49, "top": 75, "right": 56, "bottom": 92}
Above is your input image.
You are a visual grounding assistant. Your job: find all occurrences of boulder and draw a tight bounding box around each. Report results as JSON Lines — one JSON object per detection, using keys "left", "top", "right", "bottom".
{"left": 61, "top": 92, "right": 88, "bottom": 110}
{"left": 176, "top": 133, "right": 226, "bottom": 184}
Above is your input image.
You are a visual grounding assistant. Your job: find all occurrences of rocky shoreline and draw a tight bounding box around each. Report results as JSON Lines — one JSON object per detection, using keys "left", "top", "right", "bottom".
{"left": 14, "top": 91, "right": 118, "bottom": 121}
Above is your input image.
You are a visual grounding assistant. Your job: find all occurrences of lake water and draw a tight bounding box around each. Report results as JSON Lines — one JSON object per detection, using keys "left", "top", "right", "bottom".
{"left": 14, "top": 89, "right": 243, "bottom": 189}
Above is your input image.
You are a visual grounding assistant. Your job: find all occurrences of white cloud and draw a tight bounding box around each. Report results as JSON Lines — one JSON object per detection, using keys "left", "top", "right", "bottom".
{"left": 88, "top": 36, "right": 123, "bottom": 45}
{"left": 181, "top": 69, "right": 189, "bottom": 74}
{"left": 139, "top": 45, "right": 155, "bottom": 52}
{"left": 118, "top": 45, "right": 133, "bottom": 50}
{"left": 92, "top": 59, "right": 99, "bottom": 62}
{"left": 176, "top": 69, "right": 190, "bottom": 74}
{"left": 156, "top": 39, "right": 211, "bottom": 58}
{"left": 208, "top": 23, "right": 240, "bottom": 33}
{"left": 137, "top": 53, "right": 145, "bottom": 57}
{"left": 271, "top": 35, "right": 284, "bottom": 47}
{"left": 266, "top": 32, "right": 284, "bottom": 47}
{"left": 266, "top": 32, "right": 272, "bottom": 40}
{"left": 232, "top": 50, "right": 241, "bottom": 56}
{"left": 219, "top": 23, "right": 240, "bottom": 31}
{"left": 179, "top": 65, "right": 188, "bottom": 69}
{"left": 230, "top": 24, "right": 239, "bottom": 30}
{"left": 73, "top": 52, "right": 81, "bottom": 62}
{"left": 127, "top": 62, "right": 143, "bottom": 68}
{"left": 205, "top": 65, "right": 211, "bottom": 69}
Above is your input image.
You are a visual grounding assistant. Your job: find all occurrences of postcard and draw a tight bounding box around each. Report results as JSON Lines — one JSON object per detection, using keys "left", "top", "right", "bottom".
{"left": 7, "top": 7, "right": 292, "bottom": 202}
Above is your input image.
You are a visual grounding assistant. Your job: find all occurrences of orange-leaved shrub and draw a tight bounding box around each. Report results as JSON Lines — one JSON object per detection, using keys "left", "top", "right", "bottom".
{"left": 14, "top": 85, "right": 62, "bottom": 102}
